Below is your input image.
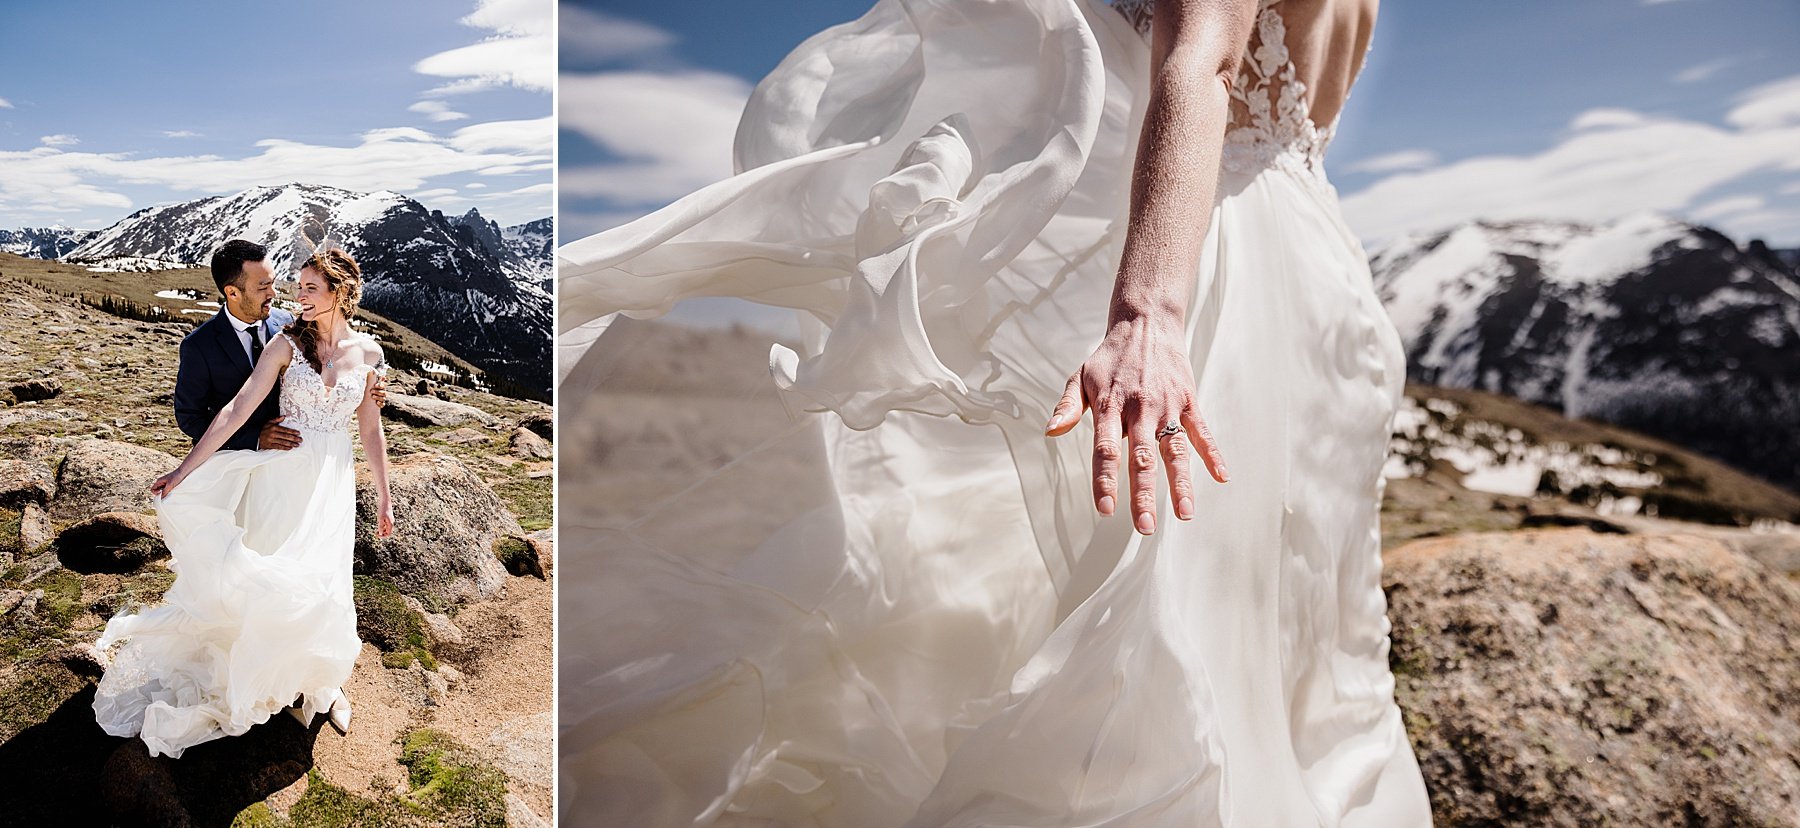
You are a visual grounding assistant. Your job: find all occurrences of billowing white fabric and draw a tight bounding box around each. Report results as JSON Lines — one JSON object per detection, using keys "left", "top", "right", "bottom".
{"left": 557, "top": 0, "right": 1431, "bottom": 824}
{"left": 93, "top": 338, "right": 378, "bottom": 759}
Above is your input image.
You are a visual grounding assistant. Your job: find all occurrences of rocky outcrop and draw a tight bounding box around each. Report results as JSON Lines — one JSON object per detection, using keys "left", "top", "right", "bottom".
{"left": 48, "top": 439, "right": 177, "bottom": 523}
{"left": 54, "top": 511, "right": 167, "bottom": 574}
{"left": 510, "top": 426, "right": 552, "bottom": 460}
{"left": 0, "top": 458, "right": 56, "bottom": 507}
{"left": 380, "top": 393, "right": 498, "bottom": 429}
{"left": 8, "top": 378, "right": 62, "bottom": 403}
{"left": 1385, "top": 528, "right": 1800, "bottom": 825}
{"left": 355, "top": 453, "right": 514, "bottom": 604}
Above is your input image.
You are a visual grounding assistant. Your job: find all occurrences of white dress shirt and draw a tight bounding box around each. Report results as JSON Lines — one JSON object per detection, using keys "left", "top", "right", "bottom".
{"left": 222, "top": 305, "right": 263, "bottom": 364}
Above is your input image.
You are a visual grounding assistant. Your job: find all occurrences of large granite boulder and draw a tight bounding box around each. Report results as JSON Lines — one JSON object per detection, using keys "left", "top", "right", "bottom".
{"left": 355, "top": 453, "right": 514, "bottom": 604}
{"left": 1385, "top": 528, "right": 1800, "bottom": 825}
{"left": 49, "top": 439, "right": 177, "bottom": 524}
{"left": 54, "top": 511, "right": 168, "bottom": 574}
{"left": 380, "top": 393, "right": 498, "bottom": 429}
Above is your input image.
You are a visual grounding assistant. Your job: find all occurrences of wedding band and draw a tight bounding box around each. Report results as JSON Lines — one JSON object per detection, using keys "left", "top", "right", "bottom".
{"left": 1156, "top": 422, "right": 1182, "bottom": 440}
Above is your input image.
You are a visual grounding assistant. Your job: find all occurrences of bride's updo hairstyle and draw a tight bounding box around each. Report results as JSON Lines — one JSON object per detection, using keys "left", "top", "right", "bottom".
{"left": 285, "top": 248, "right": 365, "bottom": 374}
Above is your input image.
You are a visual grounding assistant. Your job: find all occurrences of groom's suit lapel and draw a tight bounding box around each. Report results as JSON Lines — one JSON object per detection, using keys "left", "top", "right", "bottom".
{"left": 212, "top": 311, "right": 253, "bottom": 376}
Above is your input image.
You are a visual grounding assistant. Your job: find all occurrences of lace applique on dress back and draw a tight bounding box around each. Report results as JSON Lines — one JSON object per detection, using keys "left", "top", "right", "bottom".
{"left": 1109, "top": 0, "right": 1342, "bottom": 179}
{"left": 276, "top": 332, "right": 385, "bottom": 433}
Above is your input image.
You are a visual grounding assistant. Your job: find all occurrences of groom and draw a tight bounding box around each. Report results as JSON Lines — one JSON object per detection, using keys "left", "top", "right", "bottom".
{"left": 173, "top": 239, "right": 383, "bottom": 451}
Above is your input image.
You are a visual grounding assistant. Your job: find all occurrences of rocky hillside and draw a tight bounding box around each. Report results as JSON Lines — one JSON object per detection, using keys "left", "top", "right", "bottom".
{"left": 1371, "top": 214, "right": 1800, "bottom": 490}
{"left": 0, "top": 274, "right": 555, "bottom": 825}
{"left": 50, "top": 183, "right": 551, "bottom": 397}
{"left": 566, "top": 316, "right": 1800, "bottom": 824}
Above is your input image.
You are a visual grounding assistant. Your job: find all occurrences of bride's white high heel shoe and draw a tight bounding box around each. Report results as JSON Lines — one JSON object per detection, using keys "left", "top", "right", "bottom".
{"left": 326, "top": 692, "right": 352, "bottom": 735}
{"left": 285, "top": 690, "right": 350, "bottom": 734}
{"left": 287, "top": 694, "right": 311, "bottom": 727}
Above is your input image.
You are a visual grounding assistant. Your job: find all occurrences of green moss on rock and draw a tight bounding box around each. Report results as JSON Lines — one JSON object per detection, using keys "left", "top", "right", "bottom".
{"left": 353, "top": 576, "right": 438, "bottom": 673}
{"left": 0, "top": 506, "right": 20, "bottom": 560}
{"left": 0, "top": 660, "right": 87, "bottom": 743}
{"left": 0, "top": 566, "right": 85, "bottom": 663}
{"left": 397, "top": 729, "right": 508, "bottom": 827}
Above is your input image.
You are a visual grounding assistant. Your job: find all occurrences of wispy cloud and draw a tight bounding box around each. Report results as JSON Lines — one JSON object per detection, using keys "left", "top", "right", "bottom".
{"left": 1672, "top": 56, "right": 1739, "bottom": 84}
{"left": 162, "top": 130, "right": 202, "bottom": 138}
{"left": 560, "top": 5, "right": 677, "bottom": 65}
{"left": 409, "top": 100, "right": 469, "bottom": 122}
{"left": 0, "top": 98, "right": 13, "bottom": 109}
{"left": 1724, "top": 74, "right": 1800, "bottom": 129}
{"left": 40, "top": 134, "right": 78, "bottom": 147}
{"left": 1341, "top": 73, "right": 1800, "bottom": 244}
{"left": 1344, "top": 149, "right": 1438, "bottom": 175}
{"left": 414, "top": 0, "right": 553, "bottom": 95}
{"left": 559, "top": 70, "right": 750, "bottom": 202}
{"left": 0, "top": 117, "right": 552, "bottom": 217}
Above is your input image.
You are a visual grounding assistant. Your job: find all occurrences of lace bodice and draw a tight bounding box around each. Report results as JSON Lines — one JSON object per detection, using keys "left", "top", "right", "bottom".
{"left": 276, "top": 332, "right": 385, "bottom": 433}
{"left": 1111, "top": 0, "right": 1345, "bottom": 179}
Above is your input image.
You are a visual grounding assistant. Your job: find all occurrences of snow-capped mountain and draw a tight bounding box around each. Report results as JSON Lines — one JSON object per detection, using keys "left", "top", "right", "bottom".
{"left": 0, "top": 226, "right": 97, "bottom": 259}
{"left": 1372, "top": 213, "right": 1800, "bottom": 489}
{"left": 61, "top": 183, "right": 550, "bottom": 395}
{"left": 444, "top": 208, "right": 552, "bottom": 291}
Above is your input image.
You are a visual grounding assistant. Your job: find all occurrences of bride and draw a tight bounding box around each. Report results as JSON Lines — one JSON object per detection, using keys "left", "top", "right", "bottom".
{"left": 559, "top": 0, "right": 1431, "bottom": 824}
{"left": 92, "top": 248, "right": 393, "bottom": 759}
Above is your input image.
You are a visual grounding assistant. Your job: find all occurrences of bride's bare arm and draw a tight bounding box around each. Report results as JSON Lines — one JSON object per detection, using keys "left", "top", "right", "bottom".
{"left": 1045, "top": 0, "right": 1254, "bottom": 534}
{"left": 355, "top": 350, "right": 395, "bottom": 538}
{"left": 150, "top": 337, "right": 292, "bottom": 496}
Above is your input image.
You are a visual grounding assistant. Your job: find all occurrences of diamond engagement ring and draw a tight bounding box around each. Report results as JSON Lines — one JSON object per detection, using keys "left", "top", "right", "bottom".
{"left": 1156, "top": 422, "right": 1182, "bottom": 440}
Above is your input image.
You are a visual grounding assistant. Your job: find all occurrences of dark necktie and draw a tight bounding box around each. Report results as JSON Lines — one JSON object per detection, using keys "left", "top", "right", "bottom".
{"left": 245, "top": 323, "right": 264, "bottom": 366}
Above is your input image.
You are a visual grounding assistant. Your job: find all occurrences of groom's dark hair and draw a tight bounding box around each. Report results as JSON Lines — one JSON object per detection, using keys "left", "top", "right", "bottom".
{"left": 210, "top": 240, "right": 267, "bottom": 295}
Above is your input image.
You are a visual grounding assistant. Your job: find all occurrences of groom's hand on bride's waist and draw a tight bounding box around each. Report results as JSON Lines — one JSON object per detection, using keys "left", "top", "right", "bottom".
{"left": 259, "top": 417, "right": 302, "bottom": 451}
{"left": 370, "top": 375, "right": 388, "bottom": 408}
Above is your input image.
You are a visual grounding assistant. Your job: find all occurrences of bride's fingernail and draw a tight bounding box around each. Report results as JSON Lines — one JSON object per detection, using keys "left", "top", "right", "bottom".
{"left": 1098, "top": 495, "right": 1114, "bottom": 515}
{"left": 1178, "top": 497, "right": 1193, "bottom": 518}
{"left": 1136, "top": 512, "right": 1154, "bottom": 534}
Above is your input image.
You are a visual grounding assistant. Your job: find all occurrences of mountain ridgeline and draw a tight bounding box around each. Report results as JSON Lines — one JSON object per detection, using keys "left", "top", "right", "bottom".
{"left": 0, "top": 227, "right": 97, "bottom": 260}
{"left": 1371, "top": 214, "right": 1800, "bottom": 492}
{"left": 46, "top": 184, "right": 551, "bottom": 398}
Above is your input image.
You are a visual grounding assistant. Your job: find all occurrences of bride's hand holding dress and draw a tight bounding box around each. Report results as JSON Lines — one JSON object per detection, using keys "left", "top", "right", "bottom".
{"left": 149, "top": 335, "right": 295, "bottom": 498}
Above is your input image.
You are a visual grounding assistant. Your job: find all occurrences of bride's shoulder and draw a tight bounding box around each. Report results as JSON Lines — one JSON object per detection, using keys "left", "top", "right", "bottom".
{"left": 346, "top": 332, "right": 387, "bottom": 371}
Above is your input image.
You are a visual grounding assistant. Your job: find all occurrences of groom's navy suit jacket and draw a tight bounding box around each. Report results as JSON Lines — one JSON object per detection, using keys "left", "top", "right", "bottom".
{"left": 173, "top": 307, "right": 295, "bottom": 452}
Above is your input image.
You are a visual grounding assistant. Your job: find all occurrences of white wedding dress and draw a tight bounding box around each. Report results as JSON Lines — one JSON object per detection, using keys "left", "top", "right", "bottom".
{"left": 558, "top": 0, "right": 1431, "bottom": 824}
{"left": 93, "top": 333, "right": 381, "bottom": 759}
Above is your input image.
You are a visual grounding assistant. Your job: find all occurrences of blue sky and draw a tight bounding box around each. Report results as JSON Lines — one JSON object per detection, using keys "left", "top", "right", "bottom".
{"left": 560, "top": 0, "right": 1800, "bottom": 248}
{"left": 0, "top": 0, "right": 552, "bottom": 230}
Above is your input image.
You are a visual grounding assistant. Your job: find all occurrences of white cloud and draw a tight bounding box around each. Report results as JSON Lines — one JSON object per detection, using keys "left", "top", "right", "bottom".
{"left": 1340, "top": 75, "right": 1800, "bottom": 244}
{"left": 0, "top": 98, "right": 13, "bottom": 109}
{"left": 1689, "top": 194, "right": 1766, "bottom": 222}
{"left": 40, "top": 134, "right": 79, "bottom": 147}
{"left": 1673, "top": 56, "right": 1738, "bottom": 84}
{"left": 1725, "top": 75, "right": 1800, "bottom": 130}
{"left": 558, "top": 70, "right": 751, "bottom": 202}
{"left": 466, "top": 182, "right": 488, "bottom": 189}
{"left": 409, "top": 100, "right": 470, "bottom": 122}
{"left": 0, "top": 122, "right": 552, "bottom": 221}
{"left": 1568, "top": 108, "right": 1653, "bottom": 131}
{"left": 414, "top": 0, "right": 553, "bottom": 95}
{"left": 1344, "top": 149, "right": 1438, "bottom": 175}
{"left": 162, "top": 130, "right": 202, "bottom": 138}
{"left": 560, "top": 6, "right": 676, "bottom": 63}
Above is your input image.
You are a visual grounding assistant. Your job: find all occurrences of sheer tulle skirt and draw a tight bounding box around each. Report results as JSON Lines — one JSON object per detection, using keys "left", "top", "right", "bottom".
{"left": 92, "top": 425, "right": 360, "bottom": 759}
{"left": 557, "top": 0, "right": 1430, "bottom": 824}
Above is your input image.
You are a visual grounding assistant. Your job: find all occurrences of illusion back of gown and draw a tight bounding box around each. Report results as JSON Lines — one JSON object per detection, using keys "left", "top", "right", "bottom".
{"left": 93, "top": 334, "right": 382, "bottom": 758}
{"left": 557, "top": 0, "right": 1429, "bottom": 824}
